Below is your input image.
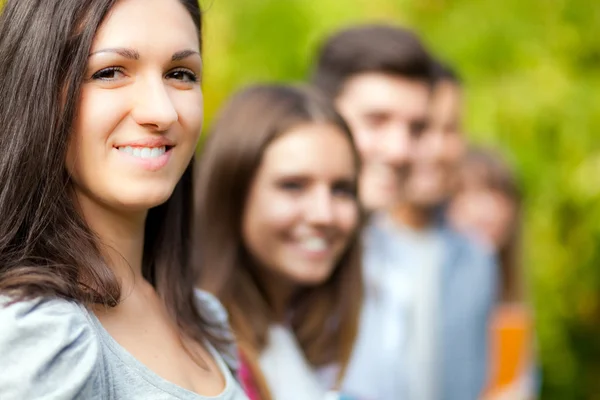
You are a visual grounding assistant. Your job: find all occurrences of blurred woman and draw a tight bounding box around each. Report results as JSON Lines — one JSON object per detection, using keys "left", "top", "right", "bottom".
{"left": 195, "top": 84, "right": 364, "bottom": 400}
{"left": 448, "top": 147, "right": 538, "bottom": 400}
{"left": 0, "top": 0, "right": 247, "bottom": 398}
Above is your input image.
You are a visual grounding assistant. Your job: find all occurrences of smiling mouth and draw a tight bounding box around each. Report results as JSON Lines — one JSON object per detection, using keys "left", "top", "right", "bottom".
{"left": 116, "top": 145, "right": 172, "bottom": 159}
{"left": 298, "top": 236, "right": 329, "bottom": 252}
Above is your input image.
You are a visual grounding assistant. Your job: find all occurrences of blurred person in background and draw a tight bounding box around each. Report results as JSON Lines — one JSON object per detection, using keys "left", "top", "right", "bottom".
{"left": 403, "top": 60, "right": 466, "bottom": 213}
{"left": 314, "top": 30, "right": 498, "bottom": 399}
{"left": 448, "top": 147, "right": 539, "bottom": 400}
{"left": 312, "top": 24, "right": 432, "bottom": 212}
{"left": 194, "top": 84, "right": 364, "bottom": 400}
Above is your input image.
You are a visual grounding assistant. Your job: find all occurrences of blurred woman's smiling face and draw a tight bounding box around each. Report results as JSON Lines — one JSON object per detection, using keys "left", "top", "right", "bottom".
{"left": 242, "top": 123, "right": 360, "bottom": 287}
{"left": 67, "top": 0, "right": 203, "bottom": 213}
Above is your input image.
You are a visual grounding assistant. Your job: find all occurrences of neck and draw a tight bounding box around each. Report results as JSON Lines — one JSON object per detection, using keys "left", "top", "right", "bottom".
{"left": 256, "top": 269, "right": 296, "bottom": 323}
{"left": 76, "top": 192, "right": 147, "bottom": 293}
{"left": 390, "top": 202, "right": 435, "bottom": 230}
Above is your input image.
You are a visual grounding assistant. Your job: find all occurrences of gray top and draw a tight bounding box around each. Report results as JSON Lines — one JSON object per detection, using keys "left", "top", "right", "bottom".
{"left": 0, "top": 289, "right": 249, "bottom": 400}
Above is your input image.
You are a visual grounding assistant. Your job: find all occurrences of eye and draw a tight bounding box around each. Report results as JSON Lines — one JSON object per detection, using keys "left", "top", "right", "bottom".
{"left": 278, "top": 180, "right": 304, "bottom": 192}
{"left": 166, "top": 68, "right": 198, "bottom": 83}
{"left": 91, "top": 67, "right": 125, "bottom": 81}
{"left": 332, "top": 181, "right": 357, "bottom": 198}
{"left": 364, "top": 112, "right": 389, "bottom": 129}
{"left": 410, "top": 119, "right": 427, "bottom": 139}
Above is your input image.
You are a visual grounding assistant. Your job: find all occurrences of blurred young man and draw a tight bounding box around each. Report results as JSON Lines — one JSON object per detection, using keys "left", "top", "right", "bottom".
{"left": 313, "top": 24, "right": 432, "bottom": 212}
{"left": 313, "top": 29, "right": 497, "bottom": 400}
{"left": 402, "top": 61, "right": 466, "bottom": 218}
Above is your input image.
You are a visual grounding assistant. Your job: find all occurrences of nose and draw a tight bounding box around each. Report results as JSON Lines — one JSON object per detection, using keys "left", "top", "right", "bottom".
{"left": 131, "top": 77, "right": 178, "bottom": 131}
{"left": 305, "top": 186, "right": 335, "bottom": 226}
{"left": 379, "top": 124, "right": 413, "bottom": 166}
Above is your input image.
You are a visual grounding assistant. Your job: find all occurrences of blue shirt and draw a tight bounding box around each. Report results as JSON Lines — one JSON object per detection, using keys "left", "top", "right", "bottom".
{"left": 341, "top": 214, "right": 497, "bottom": 400}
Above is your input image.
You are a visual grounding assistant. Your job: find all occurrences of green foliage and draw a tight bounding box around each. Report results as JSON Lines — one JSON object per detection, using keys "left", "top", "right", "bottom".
{"left": 202, "top": 0, "right": 600, "bottom": 398}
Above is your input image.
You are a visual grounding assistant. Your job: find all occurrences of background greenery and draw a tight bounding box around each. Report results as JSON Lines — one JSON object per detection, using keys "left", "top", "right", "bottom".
{"left": 201, "top": 0, "right": 599, "bottom": 398}
{"left": 0, "top": 0, "right": 597, "bottom": 398}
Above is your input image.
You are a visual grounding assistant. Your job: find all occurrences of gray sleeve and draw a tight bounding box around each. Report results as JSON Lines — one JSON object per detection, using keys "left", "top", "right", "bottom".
{"left": 0, "top": 297, "right": 100, "bottom": 399}
{"left": 193, "top": 289, "right": 239, "bottom": 372}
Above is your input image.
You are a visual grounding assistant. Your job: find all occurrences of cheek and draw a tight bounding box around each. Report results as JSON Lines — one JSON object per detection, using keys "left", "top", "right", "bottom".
{"left": 67, "top": 89, "right": 129, "bottom": 179}
{"left": 337, "top": 202, "right": 360, "bottom": 236}
{"left": 444, "top": 136, "right": 465, "bottom": 163}
{"left": 492, "top": 205, "right": 515, "bottom": 237}
{"left": 243, "top": 191, "right": 299, "bottom": 249}
{"left": 77, "top": 88, "right": 131, "bottom": 143}
{"left": 263, "top": 201, "right": 300, "bottom": 239}
{"left": 172, "top": 90, "right": 204, "bottom": 142}
{"left": 242, "top": 195, "right": 302, "bottom": 274}
{"left": 469, "top": 196, "right": 511, "bottom": 240}
{"left": 454, "top": 195, "right": 486, "bottom": 227}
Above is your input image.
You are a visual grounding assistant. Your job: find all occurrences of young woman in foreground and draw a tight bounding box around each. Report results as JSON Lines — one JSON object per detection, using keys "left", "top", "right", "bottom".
{"left": 195, "top": 85, "right": 364, "bottom": 400}
{"left": 0, "top": 0, "right": 247, "bottom": 398}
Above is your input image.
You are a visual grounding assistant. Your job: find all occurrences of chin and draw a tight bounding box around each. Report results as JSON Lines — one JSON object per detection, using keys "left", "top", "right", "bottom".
{"left": 115, "top": 188, "right": 177, "bottom": 211}
{"left": 411, "top": 193, "right": 447, "bottom": 209}
{"left": 292, "top": 268, "right": 335, "bottom": 287}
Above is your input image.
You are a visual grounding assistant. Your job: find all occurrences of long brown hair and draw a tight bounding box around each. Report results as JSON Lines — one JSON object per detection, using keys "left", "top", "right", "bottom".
{"left": 458, "top": 147, "right": 524, "bottom": 303}
{"left": 195, "top": 84, "right": 364, "bottom": 398}
{"left": 0, "top": 0, "right": 227, "bottom": 354}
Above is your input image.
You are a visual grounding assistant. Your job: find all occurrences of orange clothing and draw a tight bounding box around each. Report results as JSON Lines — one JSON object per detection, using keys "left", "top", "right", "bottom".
{"left": 483, "top": 304, "right": 536, "bottom": 400}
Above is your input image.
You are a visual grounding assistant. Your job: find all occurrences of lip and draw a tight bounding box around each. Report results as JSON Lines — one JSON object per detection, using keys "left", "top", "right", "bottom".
{"left": 412, "top": 166, "right": 446, "bottom": 181}
{"left": 113, "top": 137, "right": 175, "bottom": 172}
{"left": 113, "top": 137, "right": 175, "bottom": 148}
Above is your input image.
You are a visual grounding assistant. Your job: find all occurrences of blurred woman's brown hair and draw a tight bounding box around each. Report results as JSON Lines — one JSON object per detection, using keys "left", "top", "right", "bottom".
{"left": 194, "top": 84, "right": 364, "bottom": 399}
{"left": 455, "top": 147, "right": 524, "bottom": 303}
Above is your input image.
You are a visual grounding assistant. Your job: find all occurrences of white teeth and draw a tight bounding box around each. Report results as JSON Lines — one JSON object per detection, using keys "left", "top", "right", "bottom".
{"left": 150, "top": 147, "right": 161, "bottom": 158}
{"left": 300, "top": 237, "right": 328, "bottom": 252}
{"left": 117, "top": 146, "right": 166, "bottom": 159}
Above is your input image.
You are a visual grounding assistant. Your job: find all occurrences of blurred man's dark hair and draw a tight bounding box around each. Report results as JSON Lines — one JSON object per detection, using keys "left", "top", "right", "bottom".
{"left": 431, "top": 59, "right": 462, "bottom": 85}
{"left": 312, "top": 24, "right": 435, "bottom": 98}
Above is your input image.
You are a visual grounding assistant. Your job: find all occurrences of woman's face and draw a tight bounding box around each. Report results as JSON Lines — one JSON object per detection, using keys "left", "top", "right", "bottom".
{"left": 449, "top": 187, "right": 517, "bottom": 250}
{"left": 67, "top": 0, "right": 203, "bottom": 213}
{"left": 242, "top": 123, "right": 360, "bottom": 287}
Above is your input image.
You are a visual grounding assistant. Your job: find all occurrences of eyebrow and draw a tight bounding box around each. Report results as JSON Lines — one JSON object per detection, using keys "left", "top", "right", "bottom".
{"left": 88, "top": 48, "right": 200, "bottom": 62}
{"left": 89, "top": 48, "right": 140, "bottom": 59}
{"left": 171, "top": 49, "right": 200, "bottom": 61}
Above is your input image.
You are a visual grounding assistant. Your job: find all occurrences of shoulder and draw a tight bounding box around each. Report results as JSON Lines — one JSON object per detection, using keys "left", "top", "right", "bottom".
{"left": 363, "top": 213, "right": 392, "bottom": 242}
{"left": 362, "top": 214, "right": 401, "bottom": 260}
{"left": 442, "top": 225, "right": 497, "bottom": 270}
{"left": 0, "top": 296, "right": 100, "bottom": 398}
{"left": 193, "top": 289, "right": 239, "bottom": 371}
{"left": 194, "top": 288, "right": 230, "bottom": 328}
{"left": 441, "top": 227, "right": 499, "bottom": 306}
